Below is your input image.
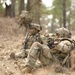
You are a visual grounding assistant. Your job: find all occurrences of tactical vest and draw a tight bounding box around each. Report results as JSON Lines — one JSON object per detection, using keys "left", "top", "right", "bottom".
{"left": 25, "top": 33, "right": 43, "bottom": 49}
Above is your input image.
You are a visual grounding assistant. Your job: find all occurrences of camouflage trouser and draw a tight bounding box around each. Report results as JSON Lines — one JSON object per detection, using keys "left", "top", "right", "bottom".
{"left": 25, "top": 42, "right": 53, "bottom": 68}
{"left": 15, "top": 49, "right": 29, "bottom": 58}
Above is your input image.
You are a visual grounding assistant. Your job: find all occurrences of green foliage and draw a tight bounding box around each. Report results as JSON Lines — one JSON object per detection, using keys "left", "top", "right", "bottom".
{"left": 15, "top": 0, "right": 19, "bottom": 15}
{"left": 0, "top": 3, "right": 4, "bottom": 15}
{"left": 40, "top": 3, "right": 51, "bottom": 16}
{"left": 49, "top": 0, "right": 71, "bottom": 27}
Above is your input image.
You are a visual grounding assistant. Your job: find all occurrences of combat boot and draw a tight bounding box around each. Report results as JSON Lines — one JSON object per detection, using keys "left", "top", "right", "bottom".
{"left": 22, "top": 66, "right": 32, "bottom": 73}
{"left": 10, "top": 52, "right": 16, "bottom": 59}
{"left": 15, "top": 50, "right": 26, "bottom": 58}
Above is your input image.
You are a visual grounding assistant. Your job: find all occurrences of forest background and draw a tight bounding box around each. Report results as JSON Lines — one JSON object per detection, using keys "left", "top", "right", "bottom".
{"left": 0, "top": 0, "right": 75, "bottom": 33}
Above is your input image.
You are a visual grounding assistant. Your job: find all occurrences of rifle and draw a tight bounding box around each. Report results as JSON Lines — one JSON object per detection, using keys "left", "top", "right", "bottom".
{"left": 21, "top": 32, "right": 29, "bottom": 50}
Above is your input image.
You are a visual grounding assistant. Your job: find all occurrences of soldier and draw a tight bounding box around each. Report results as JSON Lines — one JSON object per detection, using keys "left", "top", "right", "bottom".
{"left": 15, "top": 23, "right": 43, "bottom": 58}
{"left": 19, "top": 10, "right": 32, "bottom": 29}
{"left": 22, "top": 36, "right": 75, "bottom": 73}
{"left": 55, "top": 27, "right": 72, "bottom": 38}
{"left": 11, "top": 10, "right": 43, "bottom": 59}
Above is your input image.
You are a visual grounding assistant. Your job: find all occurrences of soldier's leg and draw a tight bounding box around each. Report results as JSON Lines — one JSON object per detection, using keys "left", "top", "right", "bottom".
{"left": 10, "top": 50, "right": 26, "bottom": 59}
{"left": 24, "top": 42, "right": 53, "bottom": 73}
{"left": 39, "top": 45, "right": 53, "bottom": 66}
{"left": 25, "top": 42, "right": 42, "bottom": 66}
{"left": 24, "top": 42, "right": 43, "bottom": 73}
{"left": 15, "top": 49, "right": 27, "bottom": 58}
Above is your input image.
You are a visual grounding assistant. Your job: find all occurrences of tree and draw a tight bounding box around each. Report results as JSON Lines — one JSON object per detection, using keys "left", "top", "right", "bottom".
{"left": 5, "top": 3, "right": 11, "bottom": 17}
{"left": 63, "top": 0, "right": 66, "bottom": 28}
{"left": 10, "top": 0, "right": 16, "bottom": 17}
{"left": 0, "top": 2, "right": 5, "bottom": 16}
{"left": 27, "top": 0, "right": 30, "bottom": 12}
{"left": 51, "top": 15, "right": 55, "bottom": 33}
{"left": 27, "top": 0, "right": 41, "bottom": 24}
{"left": 50, "top": 0, "right": 71, "bottom": 28}
{"left": 19, "top": 0, "right": 24, "bottom": 15}
{"left": 70, "top": 0, "right": 75, "bottom": 30}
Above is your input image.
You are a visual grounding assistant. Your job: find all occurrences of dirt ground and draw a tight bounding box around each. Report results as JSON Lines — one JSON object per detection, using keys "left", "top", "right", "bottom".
{"left": 0, "top": 17, "right": 75, "bottom": 75}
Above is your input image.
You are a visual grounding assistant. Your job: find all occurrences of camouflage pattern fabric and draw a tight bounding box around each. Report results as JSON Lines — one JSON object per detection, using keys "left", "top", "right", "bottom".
{"left": 25, "top": 38, "right": 75, "bottom": 69}
{"left": 70, "top": 50, "right": 75, "bottom": 68}
{"left": 53, "top": 40, "right": 72, "bottom": 53}
{"left": 30, "top": 23, "right": 42, "bottom": 31}
{"left": 19, "top": 10, "right": 32, "bottom": 28}
{"left": 25, "top": 33, "right": 43, "bottom": 49}
{"left": 55, "top": 27, "right": 71, "bottom": 38}
{"left": 15, "top": 33, "right": 43, "bottom": 58}
{"left": 16, "top": 10, "right": 43, "bottom": 58}
{"left": 25, "top": 42, "right": 53, "bottom": 68}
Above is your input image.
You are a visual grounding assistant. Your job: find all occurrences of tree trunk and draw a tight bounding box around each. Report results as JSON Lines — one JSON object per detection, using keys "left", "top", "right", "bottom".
{"left": 51, "top": 15, "right": 55, "bottom": 33}
{"left": 27, "top": 0, "right": 31, "bottom": 13}
{"left": 10, "top": 0, "right": 15, "bottom": 17}
{"left": 59, "top": 18, "right": 62, "bottom": 27}
{"left": 19, "top": 0, "right": 24, "bottom": 15}
{"left": 63, "top": 0, "right": 66, "bottom": 28}
{"left": 4, "top": 3, "right": 11, "bottom": 17}
{"left": 68, "top": 10, "right": 71, "bottom": 30}
{"left": 27, "top": 0, "right": 41, "bottom": 24}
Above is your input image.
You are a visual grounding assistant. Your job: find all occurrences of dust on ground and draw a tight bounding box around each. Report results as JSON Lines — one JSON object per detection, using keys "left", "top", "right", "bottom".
{"left": 0, "top": 17, "right": 75, "bottom": 75}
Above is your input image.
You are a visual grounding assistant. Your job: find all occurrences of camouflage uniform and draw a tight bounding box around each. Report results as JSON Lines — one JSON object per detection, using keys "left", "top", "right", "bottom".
{"left": 24, "top": 37, "right": 75, "bottom": 73}
{"left": 16, "top": 23, "right": 43, "bottom": 58}
{"left": 11, "top": 10, "right": 43, "bottom": 58}
{"left": 55, "top": 27, "right": 72, "bottom": 38}
{"left": 19, "top": 10, "right": 32, "bottom": 28}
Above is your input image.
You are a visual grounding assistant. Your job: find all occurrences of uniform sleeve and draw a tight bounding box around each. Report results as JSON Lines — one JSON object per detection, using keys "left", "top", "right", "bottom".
{"left": 40, "top": 35, "right": 47, "bottom": 44}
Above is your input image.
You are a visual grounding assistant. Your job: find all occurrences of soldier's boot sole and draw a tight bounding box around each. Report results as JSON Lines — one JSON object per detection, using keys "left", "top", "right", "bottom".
{"left": 10, "top": 52, "right": 16, "bottom": 59}
{"left": 21, "top": 66, "right": 32, "bottom": 73}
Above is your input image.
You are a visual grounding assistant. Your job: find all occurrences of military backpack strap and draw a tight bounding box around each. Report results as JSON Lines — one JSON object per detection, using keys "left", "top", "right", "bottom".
{"left": 60, "top": 38, "right": 73, "bottom": 43}
{"left": 60, "top": 38, "right": 75, "bottom": 49}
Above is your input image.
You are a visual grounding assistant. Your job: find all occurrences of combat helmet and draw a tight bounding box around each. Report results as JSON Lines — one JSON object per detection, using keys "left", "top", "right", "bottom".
{"left": 30, "top": 23, "right": 42, "bottom": 31}
{"left": 55, "top": 27, "right": 71, "bottom": 38}
{"left": 20, "top": 11, "right": 28, "bottom": 18}
{"left": 20, "top": 10, "right": 31, "bottom": 19}
{"left": 19, "top": 10, "right": 32, "bottom": 27}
